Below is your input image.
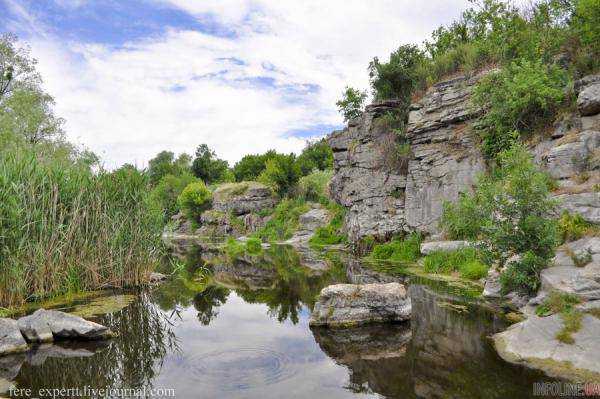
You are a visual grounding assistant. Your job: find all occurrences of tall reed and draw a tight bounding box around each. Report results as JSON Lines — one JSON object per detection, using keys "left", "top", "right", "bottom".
{"left": 0, "top": 147, "right": 163, "bottom": 308}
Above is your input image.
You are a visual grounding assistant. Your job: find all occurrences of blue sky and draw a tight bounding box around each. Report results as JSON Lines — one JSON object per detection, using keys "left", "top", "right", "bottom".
{"left": 0, "top": 0, "right": 471, "bottom": 168}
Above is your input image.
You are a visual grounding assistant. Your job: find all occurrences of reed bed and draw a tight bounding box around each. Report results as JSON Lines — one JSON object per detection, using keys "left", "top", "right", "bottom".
{"left": 0, "top": 147, "right": 163, "bottom": 308}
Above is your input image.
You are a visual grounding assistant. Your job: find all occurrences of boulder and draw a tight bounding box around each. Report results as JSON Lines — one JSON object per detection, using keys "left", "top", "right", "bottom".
{"left": 17, "top": 309, "right": 112, "bottom": 342}
{"left": 212, "top": 182, "right": 276, "bottom": 216}
{"left": 420, "top": 240, "right": 471, "bottom": 255}
{"left": 578, "top": 83, "right": 600, "bottom": 116}
{"left": 541, "top": 265, "right": 600, "bottom": 301}
{"left": 482, "top": 268, "right": 503, "bottom": 298}
{"left": 309, "top": 283, "right": 411, "bottom": 327}
{"left": 493, "top": 302, "right": 600, "bottom": 381}
{"left": 0, "top": 319, "right": 28, "bottom": 356}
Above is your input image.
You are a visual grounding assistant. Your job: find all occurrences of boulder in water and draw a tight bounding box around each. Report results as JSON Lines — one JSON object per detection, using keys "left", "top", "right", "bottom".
{"left": 310, "top": 283, "right": 411, "bottom": 327}
{"left": 17, "top": 309, "right": 112, "bottom": 343}
{"left": 0, "top": 319, "right": 28, "bottom": 356}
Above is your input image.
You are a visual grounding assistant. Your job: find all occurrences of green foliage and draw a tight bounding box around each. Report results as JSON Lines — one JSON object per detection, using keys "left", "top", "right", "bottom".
{"left": 441, "top": 145, "right": 558, "bottom": 293}
{"left": 252, "top": 198, "right": 310, "bottom": 242}
{"left": 245, "top": 237, "right": 263, "bottom": 255}
{"left": 336, "top": 86, "right": 367, "bottom": 122}
{"left": 297, "top": 169, "right": 332, "bottom": 203}
{"left": 440, "top": 193, "right": 485, "bottom": 240}
{"left": 473, "top": 60, "right": 568, "bottom": 158}
{"left": 232, "top": 150, "right": 278, "bottom": 181}
{"left": 369, "top": 44, "right": 427, "bottom": 101}
{"left": 570, "top": 0, "right": 600, "bottom": 73}
{"left": 558, "top": 211, "right": 591, "bottom": 242}
{"left": 177, "top": 181, "right": 212, "bottom": 222}
{"left": 150, "top": 172, "right": 198, "bottom": 221}
{"left": 224, "top": 237, "right": 245, "bottom": 260}
{"left": 147, "top": 151, "right": 191, "bottom": 186}
{"left": 296, "top": 139, "right": 333, "bottom": 175}
{"left": 369, "top": 233, "right": 422, "bottom": 263}
{"left": 191, "top": 144, "right": 230, "bottom": 185}
{"left": 309, "top": 203, "right": 347, "bottom": 248}
{"left": 258, "top": 153, "right": 300, "bottom": 197}
{"left": 422, "top": 247, "right": 487, "bottom": 280}
{"left": 0, "top": 147, "right": 163, "bottom": 307}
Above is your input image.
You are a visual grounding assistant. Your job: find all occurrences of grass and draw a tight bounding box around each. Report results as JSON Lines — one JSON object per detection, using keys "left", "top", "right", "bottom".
{"left": 368, "top": 233, "right": 422, "bottom": 263}
{"left": 309, "top": 202, "right": 347, "bottom": 248}
{"left": 556, "top": 310, "right": 583, "bottom": 345}
{"left": 558, "top": 211, "right": 594, "bottom": 243}
{"left": 0, "top": 147, "right": 164, "bottom": 308}
{"left": 422, "top": 247, "right": 488, "bottom": 280}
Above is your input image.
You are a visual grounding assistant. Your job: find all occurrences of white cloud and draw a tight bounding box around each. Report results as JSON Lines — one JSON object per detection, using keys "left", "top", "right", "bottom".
{"left": 21, "top": 0, "right": 471, "bottom": 168}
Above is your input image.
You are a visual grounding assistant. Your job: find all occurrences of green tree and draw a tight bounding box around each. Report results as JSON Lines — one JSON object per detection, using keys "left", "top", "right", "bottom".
{"left": 258, "top": 153, "right": 300, "bottom": 197}
{"left": 191, "top": 144, "right": 230, "bottom": 185}
{"left": 151, "top": 172, "right": 199, "bottom": 221}
{"left": 336, "top": 86, "right": 367, "bottom": 122}
{"left": 0, "top": 33, "right": 41, "bottom": 102}
{"left": 295, "top": 139, "right": 333, "bottom": 175}
{"left": 178, "top": 181, "right": 213, "bottom": 222}
{"left": 232, "top": 150, "right": 278, "bottom": 181}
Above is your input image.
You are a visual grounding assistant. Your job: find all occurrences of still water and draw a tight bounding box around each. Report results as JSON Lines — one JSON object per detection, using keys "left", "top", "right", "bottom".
{"left": 4, "top": 245, "right": 560, "bottom": 398}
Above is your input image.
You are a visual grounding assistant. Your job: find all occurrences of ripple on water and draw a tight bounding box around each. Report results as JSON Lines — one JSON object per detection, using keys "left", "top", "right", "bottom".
{"left": 184, "top": 347, "right": 299, "bottom": 391}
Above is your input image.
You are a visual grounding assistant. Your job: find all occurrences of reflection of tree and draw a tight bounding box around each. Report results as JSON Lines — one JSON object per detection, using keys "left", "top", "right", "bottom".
{"left": 193, "top": 285, "right": 230, "bottom": 325}
{"left": 15, "top": 292, "right": 178, "bottom": 392}
{"left": 232, "top": 245, "right": 347, "bottom": 324}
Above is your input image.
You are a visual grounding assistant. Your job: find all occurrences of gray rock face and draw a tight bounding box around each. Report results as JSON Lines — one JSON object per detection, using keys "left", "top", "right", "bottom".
{"left": 578, "top": 83, "right": 600, "bottom": 116}
{"left": 309, "top": 283, "right": 411, "bottom": 327}
{"left": 212, "top": 182, "right": 276, "bottom": 216}
{"left": 493, "top": 302, "right": 600, "bottom": 381}
{"left": 0, "top": 319, "right": 28, "bottom": 356}
{"left": 328, "top": 100, "right": 408, "bottom": 242}
{"left": 555, "top": 192, "right": 600, "bottom": 224}
{"left": 328, "top": 74, "right": 486, "bottom": 242}
{"left": 538, "top": 130, "right": 600, "bottom": 180}
{"left": 420, "top": 240, "right": 471, "bottom": 255}
{"left": 17, "top": 309, "right": 112, "bottom": 342}
{"left": 285, "top": 206, "right": 329, "bottom": 246}
{"left": 541, "top": 237, "right": 600, "bottom": 300}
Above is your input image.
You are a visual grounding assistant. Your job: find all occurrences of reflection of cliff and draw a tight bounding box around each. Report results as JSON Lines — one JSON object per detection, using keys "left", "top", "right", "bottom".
{"left": 311, "top": 324, "right": 415, "bottom": 397}
{"left": 407, "top": 285, "right": 545, "bottom": 399}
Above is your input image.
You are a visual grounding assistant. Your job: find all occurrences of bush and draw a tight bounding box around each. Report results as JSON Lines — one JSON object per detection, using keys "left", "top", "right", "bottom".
{"left": 177, "top": 181, "right": 212, "bottom": 222}
{"left": 369, "top": 233, "right": 422, "bottom": 263}
{"left": 336, "top": 86, "right": 367, "bottom": 122}
{"left": 440, "top": 193, "right": 485, "bottom": 240}
{"left": 295, "top": 139, "right": 333, "bottom": 176}
{"left": 297, "top": 169, "right": 332, "bottom": 203}
{"left": 224, "top": 237, "right": 245, "bottom": 260}
{"left": 558, "top": 211, "right": 591, "bottom": 243}
{"left": 473, "top": 60, "right": 569, "bottom": 158}
{"left": 150, "top": 172, "right": 198, "bottom": 221}
{"left": 245, "top": 237, "right": 263, "bottom": 255}
{"left": 440, "top": 145, "right": 558, "bottom": 293}
{"left": 459, "top": 260, "right": 489, "bottom": 280}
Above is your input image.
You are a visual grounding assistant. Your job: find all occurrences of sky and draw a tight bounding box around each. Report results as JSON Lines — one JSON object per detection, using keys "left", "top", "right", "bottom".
{"left": 0, "top": 0, "right": 472, "bottom": 169}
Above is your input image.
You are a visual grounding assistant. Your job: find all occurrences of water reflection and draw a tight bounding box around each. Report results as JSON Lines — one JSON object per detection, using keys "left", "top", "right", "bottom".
{"left": 9, "top": 245, "right": 562, "bottom": 399}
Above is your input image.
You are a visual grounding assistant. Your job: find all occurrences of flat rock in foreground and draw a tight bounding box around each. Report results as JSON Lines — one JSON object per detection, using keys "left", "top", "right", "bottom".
{"left": 310, "top": 283, "right": 411, "bottom": 327}
{"left": 17, "top": 309, "right": 112, "bottom": 343}
{"left": 0, "top": 319, "right": 28, "bottom": 356}
{"left": 493, "top": 302, "right": 600, "bottom": 382}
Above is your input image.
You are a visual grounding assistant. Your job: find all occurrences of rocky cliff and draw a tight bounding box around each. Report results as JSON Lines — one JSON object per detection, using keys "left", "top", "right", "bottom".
{"left": 328, "top": 72, "right": 600, "bottom": 243}
{"left": 329, "top": 72, "right": 487, "bottom": 242}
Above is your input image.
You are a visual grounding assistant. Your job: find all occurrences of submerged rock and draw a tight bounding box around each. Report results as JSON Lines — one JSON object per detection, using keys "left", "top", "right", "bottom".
{"left": 17, "top": 309, "right": 112, "bottom": 343}
{"left": 0, "top": 319, "right": 28, "bottom": 356}
{"left": 493, "top": 302, "right": 600, "bottom": 382}
{"left": 309, "top": 283, "right": 411, "bottom": 327}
